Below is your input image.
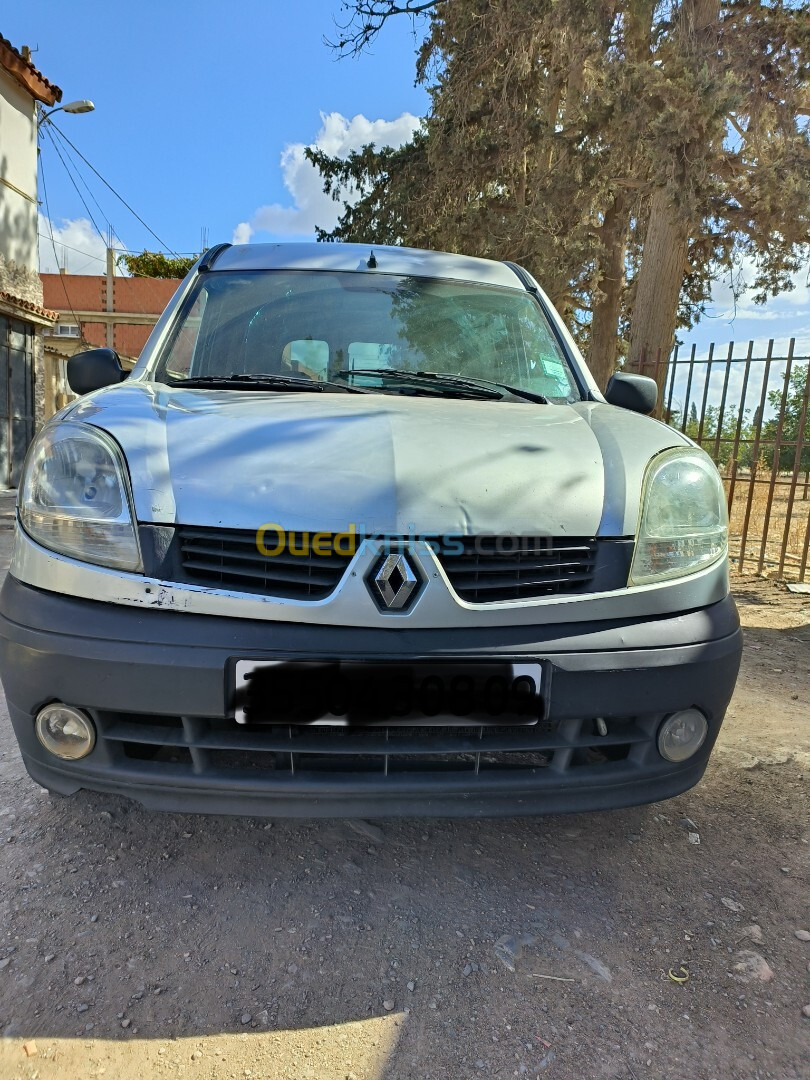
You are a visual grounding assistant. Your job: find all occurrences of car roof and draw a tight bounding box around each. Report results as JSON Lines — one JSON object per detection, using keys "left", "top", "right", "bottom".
{"left": 210, "top": 242, "right": 525, "bottom": 290}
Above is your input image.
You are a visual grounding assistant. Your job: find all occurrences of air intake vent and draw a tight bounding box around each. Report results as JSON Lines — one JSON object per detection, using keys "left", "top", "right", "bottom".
{"left": 177, "top": 526, "right": 353, "bottom": 600}
{"left": 435, "top": 536, "right": 597, "bottom": 603}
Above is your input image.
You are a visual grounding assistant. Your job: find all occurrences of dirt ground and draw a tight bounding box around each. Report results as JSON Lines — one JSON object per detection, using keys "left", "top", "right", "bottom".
{"left": 0, "top": 546, "right": 807, "bottom": 1078}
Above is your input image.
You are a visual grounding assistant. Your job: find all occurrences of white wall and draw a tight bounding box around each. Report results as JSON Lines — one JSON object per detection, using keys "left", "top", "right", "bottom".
{"left": 0, "top": 68, "right": 38, "bottom": 277}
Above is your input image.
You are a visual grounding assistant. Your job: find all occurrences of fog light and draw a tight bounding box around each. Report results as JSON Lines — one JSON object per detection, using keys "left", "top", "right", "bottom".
{"left": 35, "top": 704, "right": 96, "bottom": 760}
{"left": 657, "top": 709, "right": 708, "bottom": 763}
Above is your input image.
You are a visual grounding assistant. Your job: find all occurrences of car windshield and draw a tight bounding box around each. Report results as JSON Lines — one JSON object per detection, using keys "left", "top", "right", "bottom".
{"left": 153, "top": 270, "right": 581, "bottom": 404}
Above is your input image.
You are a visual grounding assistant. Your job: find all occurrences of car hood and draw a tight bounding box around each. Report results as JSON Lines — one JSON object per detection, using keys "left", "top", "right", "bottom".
{"left": 68, "top": 383, "right": 686, "bottom": 536}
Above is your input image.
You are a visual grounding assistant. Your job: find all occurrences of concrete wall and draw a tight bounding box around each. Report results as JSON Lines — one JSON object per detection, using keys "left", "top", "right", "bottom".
{"left": 0, "top": 68, "right": 39, "bottom": 291}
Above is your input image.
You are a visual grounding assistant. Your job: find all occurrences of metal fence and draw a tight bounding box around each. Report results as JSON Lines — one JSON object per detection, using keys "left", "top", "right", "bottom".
{"left": 634, "top": 339, "right": 810, "bottom": 582}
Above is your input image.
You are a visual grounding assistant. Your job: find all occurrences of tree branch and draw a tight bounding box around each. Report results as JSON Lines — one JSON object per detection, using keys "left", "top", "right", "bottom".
{"left": 726, "top": 113, "right": 748, "bottom": 142}
{"left": 326, "top": 0, "right": 445, "bottom": 56}
{"left": 606, "top": 177, "right": 650, "bottom": 191}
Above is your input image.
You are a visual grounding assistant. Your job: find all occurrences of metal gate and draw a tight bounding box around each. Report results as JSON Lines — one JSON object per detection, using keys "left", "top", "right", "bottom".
{"left": 636, "top": 338, "right": 810, "bottom": 582}
{"left": 0, "top": 314, "right": 35, "bottom": 489}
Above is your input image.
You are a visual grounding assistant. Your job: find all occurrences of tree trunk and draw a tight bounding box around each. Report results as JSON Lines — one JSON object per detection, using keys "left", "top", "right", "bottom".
{"left": 626, "top": 188, "right": 690, "bottom": 389}
{"left": 626, "top": 0, "right": 720, "bottom": 390}
{"left": 587, "top": 192, "right": 629, "bottom": 390}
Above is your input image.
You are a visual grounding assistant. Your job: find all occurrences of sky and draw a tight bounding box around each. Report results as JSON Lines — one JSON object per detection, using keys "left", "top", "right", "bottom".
{"left": 5, "top": 0, "right": 808, "bottom": 367}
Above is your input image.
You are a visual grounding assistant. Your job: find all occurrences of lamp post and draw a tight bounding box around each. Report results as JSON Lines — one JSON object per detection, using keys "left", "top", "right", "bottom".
{"left": 37, "top": 100, "right": 95, "bottom": 128}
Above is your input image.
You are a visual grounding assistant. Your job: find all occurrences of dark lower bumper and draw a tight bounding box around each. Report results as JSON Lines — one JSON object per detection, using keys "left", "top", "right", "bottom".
{"left": 0, "top": 577, "right": 743, "bottom": 818}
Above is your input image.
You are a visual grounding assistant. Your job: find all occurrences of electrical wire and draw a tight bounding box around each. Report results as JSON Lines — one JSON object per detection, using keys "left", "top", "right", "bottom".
{"left": 116, "top": 247, "right": 200, "bottom": 256}
{"left": 38, "top": 153, "right": 86, "bottom": 340}
{"left": 48, "top": 121, "right": 181, "bottom": 257}
{"left": 36, "top": 234, "right": 106, "bottom": 265}
{"left": 42, "top": 125, "right": 108, "bottom": 247}
{"left": 47, "top": 123, "right": 116, "bottom": 241}
{"left": 40, "top": 125, "right": 189, "bottom": 316}
{"left": 40, "top": 128, "right": 197, "bottom": 333}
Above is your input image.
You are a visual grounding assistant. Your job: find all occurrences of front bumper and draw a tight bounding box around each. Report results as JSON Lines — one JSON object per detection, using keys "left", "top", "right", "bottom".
{"left": 0, "top": 576, "right": 742, "bottom": 817}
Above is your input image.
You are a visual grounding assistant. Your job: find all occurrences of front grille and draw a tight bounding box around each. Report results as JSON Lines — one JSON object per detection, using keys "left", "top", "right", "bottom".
{"left": 435, "top": 536, "right": 597, "bottom": 603}
{"left": 173, "top": 527, "right": 601, "bottom": 604}
{"left": 177, "top": 526, "right": 353, "bottom": 600}
{"left": 91, "top": 711, "right": 651, "bottom": 783}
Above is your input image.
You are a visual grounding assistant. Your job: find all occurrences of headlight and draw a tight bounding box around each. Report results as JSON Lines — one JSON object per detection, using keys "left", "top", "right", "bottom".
{"left": 629, "top": 448, "right": 727, "bottom": 585}
{"left": 20, "top": 422, "right": 141, "bottom": 571}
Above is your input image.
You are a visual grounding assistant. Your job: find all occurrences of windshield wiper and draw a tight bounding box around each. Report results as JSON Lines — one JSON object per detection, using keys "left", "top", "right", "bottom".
{"left": 335, "top": 368, "right": 548, "bottom": 403}
{"left": 334, "top": 368, "right": 503, "bottom": 400}
{"left": 165, "top": 373, "right": 366, "bottom": 394}
{"left": 415, "top": 371, "right": 549, "bottom": 404}
{"left": 168, "top": 374, "right": 323, "bottom": 391}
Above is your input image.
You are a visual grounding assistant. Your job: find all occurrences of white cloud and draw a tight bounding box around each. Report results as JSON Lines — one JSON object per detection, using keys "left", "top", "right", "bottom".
{"left": 231, "top": 111, "right": 421, "bottom": 244}
{"left": 708, "top": 333, "right": 810, "bottom": 360}
{"left": 688, "top": 259, "right": 810, "bottom": 369}
{"left": 232, "top": 222, "right": 253, "bottom": 246}
{"left": 38, "top": 215, "right": 130, "bottom": 275}
{"left": 722, "top": 307, "right": 781, "bottom": 322}
{"left": 703, "top": 259, "right": 810, "bottom": 324}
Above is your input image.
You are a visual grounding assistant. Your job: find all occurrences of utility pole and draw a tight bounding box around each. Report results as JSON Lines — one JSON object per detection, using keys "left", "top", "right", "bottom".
{"left": 106, "top": 229, "right": 114, "bottom": 349}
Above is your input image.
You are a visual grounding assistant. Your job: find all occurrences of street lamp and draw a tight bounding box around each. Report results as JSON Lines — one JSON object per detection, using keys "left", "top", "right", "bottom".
{"left": 37, "top": 100, "right": 95, "bottom": 128}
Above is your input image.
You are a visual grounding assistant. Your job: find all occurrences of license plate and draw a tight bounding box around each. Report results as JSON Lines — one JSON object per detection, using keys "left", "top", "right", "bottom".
{"left": 233, "top": 659, "right": 543, "bottom": 726}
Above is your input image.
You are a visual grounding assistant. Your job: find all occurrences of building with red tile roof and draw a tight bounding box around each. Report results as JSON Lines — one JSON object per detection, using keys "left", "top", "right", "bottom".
{"left": 0, "top": 32, "right": 62, "bottom": 485}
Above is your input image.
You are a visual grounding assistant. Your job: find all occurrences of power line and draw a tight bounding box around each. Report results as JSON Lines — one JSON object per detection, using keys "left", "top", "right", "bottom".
{"left": 38, "top": 154, "right": 86, "bottom": 338}
{"left": 36, "top": 234, "right": 107, "bottom": 265}
{"left": 115, "top": 247, "right": 200, "bottom": 256}
{"left": 37, "top": 234, "right": 197, "bottom": 275}
{"left": 49, "top": 120, "right": 180, "bottom": 258}
{"left": 47, "top": 123, "right": 116, "bottom": 240}
{"left": 42, "top": 125, "right": 108, "bottom": 247}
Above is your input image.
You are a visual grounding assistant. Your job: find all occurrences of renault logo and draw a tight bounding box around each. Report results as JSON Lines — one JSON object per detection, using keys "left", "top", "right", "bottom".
{"left": 367, "top": 551, "right": 421, "bottom": 611}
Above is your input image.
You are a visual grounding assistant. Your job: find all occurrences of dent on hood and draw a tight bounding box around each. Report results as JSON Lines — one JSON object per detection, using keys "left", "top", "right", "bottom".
{"left": 61, "top": 383, "right": 682, "bottom": 538}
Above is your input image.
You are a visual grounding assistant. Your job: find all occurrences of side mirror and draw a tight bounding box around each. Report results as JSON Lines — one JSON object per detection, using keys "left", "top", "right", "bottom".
{"left": 605, "top": 372, "right": 658, "bottom": 415}
{"left": 67, "top": 348, "right": 126, "bottom": 395}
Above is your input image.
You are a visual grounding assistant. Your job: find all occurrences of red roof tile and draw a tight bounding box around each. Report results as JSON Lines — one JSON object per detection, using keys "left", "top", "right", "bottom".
{"left": 0, "top": 35, "right": 62, "bottom": 105}
{"left": 0, "top": 289, "right": 58, "bottom": 321}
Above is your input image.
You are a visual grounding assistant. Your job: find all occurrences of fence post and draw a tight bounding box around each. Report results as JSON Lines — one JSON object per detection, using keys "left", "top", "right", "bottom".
{"left": 696, "top": 342, "right": 715, "bottom": 446}
{"left": 712, "top": 342, "right": 734, "bottom": 463}
{"left": 757, "top": 339, "right": 795, "bottom": 575}
{"left": 664, "top": 343, "right": 678, "bottom": 423}
{"left": 680, "top": 344, "right": 697, "bottom": 434}
{"left": 726, "top": 340, "right": 754, "bottom": 521}
{"left": 737, "top": 340, "right": 774, "bottom": 574}
{"left": 778, "top": 349, "right": 810, "bottom": 578}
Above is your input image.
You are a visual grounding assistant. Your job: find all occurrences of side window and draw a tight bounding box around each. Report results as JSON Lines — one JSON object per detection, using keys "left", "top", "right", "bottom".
{"left": 167, "top": 291, "right": 207, "bottom": 378}
{"left": 284, "top": 339, "right": 329, "bottom": 382}
{"left": 347, "top": 342, "right": 396, "bottom": 369}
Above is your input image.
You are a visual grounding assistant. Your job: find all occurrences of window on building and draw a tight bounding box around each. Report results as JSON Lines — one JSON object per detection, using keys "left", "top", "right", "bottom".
{"left": 0, "top": 314, "right": 35, "bottom": 487}
{"left": 56, "top": 323, "right": 81, "bottom": 338}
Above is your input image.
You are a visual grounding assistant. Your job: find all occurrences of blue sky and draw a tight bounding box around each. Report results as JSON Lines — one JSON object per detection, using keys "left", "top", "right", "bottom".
{"left": 5, "top": 0, "right": 808, "bottom": 363}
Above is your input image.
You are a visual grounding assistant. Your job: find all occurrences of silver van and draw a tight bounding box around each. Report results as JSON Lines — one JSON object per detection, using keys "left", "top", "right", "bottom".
{"left": 0, "top": 243, "right": 742, "bottom": 817}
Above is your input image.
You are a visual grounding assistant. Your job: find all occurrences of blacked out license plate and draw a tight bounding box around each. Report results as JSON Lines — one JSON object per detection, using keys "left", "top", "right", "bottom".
{"left": 233, "top": 659, "right": 544, "bottom": 726}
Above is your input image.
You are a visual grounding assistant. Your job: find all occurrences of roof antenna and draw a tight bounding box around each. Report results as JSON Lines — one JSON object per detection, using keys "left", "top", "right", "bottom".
{"left": 367, "top": 251, "right": 377, "bottom": 269}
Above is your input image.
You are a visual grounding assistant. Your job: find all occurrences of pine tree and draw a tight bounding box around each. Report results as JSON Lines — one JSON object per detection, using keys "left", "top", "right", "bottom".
{"left": 316, "top": 1, "right": 810, "bottom": 390}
